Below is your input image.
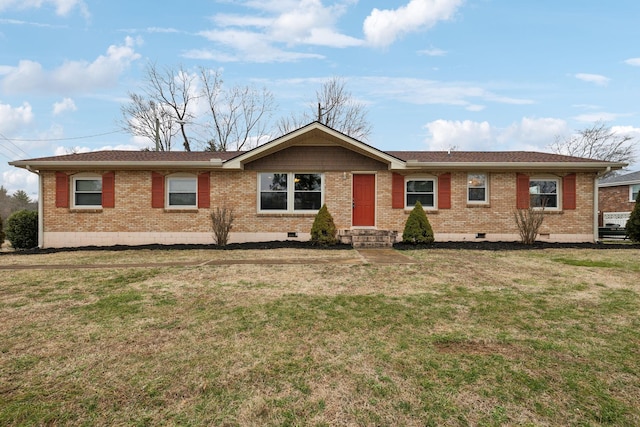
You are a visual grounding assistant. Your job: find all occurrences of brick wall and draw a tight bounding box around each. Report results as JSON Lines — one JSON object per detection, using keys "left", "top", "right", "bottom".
{"left": 599, "top": 185, "right": 636, "bottom": 214}
{"left": 376, "top": 171, "right": 596, "bottom": 236}
{"left": 41, "top": 168, "right": 597, "bottom": 246}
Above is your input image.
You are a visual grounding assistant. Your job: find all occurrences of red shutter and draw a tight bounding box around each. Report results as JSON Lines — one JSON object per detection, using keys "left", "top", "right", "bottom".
{"left": 563, "top": 173, "right": 576, "bottom": 210}
{"left": 151, "top": 172, "right": 164, "bottom": 208}
{"left": 516, "top": 173, "right": 530, "bottom": 209}
{"left": 55, "top": 172, "right": 69, "bottom": 208}
{"left": 102, "top": 172, "right": 115, "bottom": 208}
{"left": 438, "top": 173, "right": 451, "bottom": 209}
{"left": 198, "top": 172, "right": 210, "bottom": 208}
{"left": 392, "top": 173, "right": 404, "bottom": 209}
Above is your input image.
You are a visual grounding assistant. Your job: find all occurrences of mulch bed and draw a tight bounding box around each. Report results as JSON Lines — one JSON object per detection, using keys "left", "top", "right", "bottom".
{"left": 2, "top": 239, "right": 638, "bottom": 256}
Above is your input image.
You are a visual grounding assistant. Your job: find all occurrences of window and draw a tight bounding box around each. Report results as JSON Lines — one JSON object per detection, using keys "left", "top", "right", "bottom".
{"left": 406, "top": 178, "right": 435, "bottom": 208}
{"left": 167, "top": 177, "right": 197, "bottom": 207}
{"left": 259, "top": 172, "right": 323, "bottom": 212}
{"left": 529, "top": 179, "right": 558, "bottom": 208}
{"left": 631, "top": 184, "right": 640, "bottom": 202}
{"left": 73, "top": 177, "right": 102, "bottom": 207}
{"left": 294, "top": 174, "right": 322, "bottom": 210}
{"left": 467, "top": 173, "right": 487, "bottom": 203}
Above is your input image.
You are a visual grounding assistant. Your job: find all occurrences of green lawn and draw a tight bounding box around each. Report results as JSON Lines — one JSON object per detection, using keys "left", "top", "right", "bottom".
{"left": 1, "top": 248, "right": 639, "bottom": 426}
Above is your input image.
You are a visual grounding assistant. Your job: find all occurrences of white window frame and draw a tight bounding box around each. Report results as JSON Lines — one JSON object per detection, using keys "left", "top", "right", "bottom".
{"left": 630, "top": 184, "right": 640, "bottom": 202}
{"left": 405, "top": 176, "right": 437, "bottom": 210}
{"left": 258, "top": 172, "right": 324, "bottom": 213}
{"left": 72, "top": 175, "right": 102, "bottom": 209}
{"left": 529, "top": 177, "right": 560, "bottom": 210}
{"left": 166, "top": 175, "right": 197, "bottom": 209}
{"left": 467, "top": 173, "right": 488, "bottom": 204}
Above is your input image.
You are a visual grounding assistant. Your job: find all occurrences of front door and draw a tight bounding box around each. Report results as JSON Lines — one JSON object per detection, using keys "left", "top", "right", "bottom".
{"left": 352, "top": 174, "right": 375, "bottom": 226}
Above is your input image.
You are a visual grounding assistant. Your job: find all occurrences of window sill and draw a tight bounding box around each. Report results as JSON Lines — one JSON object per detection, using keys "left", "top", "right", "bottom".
{"left": 404, "top": 208, "right": 438, "bottom": 214}
{"left": 70, "top": 208, "right": 103, "bottom": 213}
{"left": 466, "top": 203, "right": 490, "bottom": 208}
{"left": 257, "top": 212, "right": 317, "bottom": 217}
{"left": 164, "top": 208, "right": 199, "bottom": 213}
{"left": 537, "top": 209, "right": 563, "bottom": 215}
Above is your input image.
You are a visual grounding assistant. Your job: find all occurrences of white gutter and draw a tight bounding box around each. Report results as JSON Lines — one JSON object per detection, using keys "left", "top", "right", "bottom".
{"left": 403, "top": 161, "right": 627, "bottom": 172}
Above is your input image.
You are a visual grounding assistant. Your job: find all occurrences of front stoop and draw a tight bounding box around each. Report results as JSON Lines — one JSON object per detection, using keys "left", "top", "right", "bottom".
{"left": 338, "top": 229, "right": 398, "bottom": 248}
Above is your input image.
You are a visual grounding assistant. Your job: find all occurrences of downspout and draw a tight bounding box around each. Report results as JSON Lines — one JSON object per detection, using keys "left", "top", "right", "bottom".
{"left": 594, "top": 167, "right": 611, "bottom": 243}
{"left": 26, "top": 166, "right": 44, "bottom": 248}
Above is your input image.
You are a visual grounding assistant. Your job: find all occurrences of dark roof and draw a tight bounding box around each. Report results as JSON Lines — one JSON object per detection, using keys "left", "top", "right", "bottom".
{"left": 384, "top": 151, "right": 608, "bottom": 163}
{"left": 16, "top": 150, "right": 243, "bottom": 162}
{"left": 18, "top": 149, "right": 608, "bottom": 164}
{"left": 599, "top": 170, "right": 640, "bottom": 185}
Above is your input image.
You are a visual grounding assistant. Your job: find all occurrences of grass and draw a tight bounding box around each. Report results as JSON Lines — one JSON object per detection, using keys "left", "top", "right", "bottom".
{"left": 1, "top": 247, "right": 639, "bottom": 425}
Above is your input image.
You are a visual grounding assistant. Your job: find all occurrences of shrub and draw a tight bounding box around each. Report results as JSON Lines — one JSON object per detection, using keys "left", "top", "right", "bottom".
{"left": 514, "top": 206, "right": 544, "bottom": 244}
{"left": 311, "top": 204, "right": 338, "bottom": 245}
{"left": 210, "top": 206, "right": 234, "bottom": 246}
{"left": 0, "top": 215, "right": 5, "bottom": 247}
{"left": 625, "top": 192, "right": 640, "bottom": 242}
{"left": 5, "top": 210, "right": 38, "bottom": 250}
{"left": 402, "top": 201, "right": 434, "bottom": 244}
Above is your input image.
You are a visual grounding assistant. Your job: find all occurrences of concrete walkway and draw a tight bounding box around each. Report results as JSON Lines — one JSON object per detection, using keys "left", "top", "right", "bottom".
{"left": 0, "top": 249, "right": 416, "bottom": 270}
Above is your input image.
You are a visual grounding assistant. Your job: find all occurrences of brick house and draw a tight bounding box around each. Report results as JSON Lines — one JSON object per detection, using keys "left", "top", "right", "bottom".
{"left": 598, "top": 170, "right": 640, "bottom": 227}
{"left": 10, "top": 122, "right": 625, "bottom": 248}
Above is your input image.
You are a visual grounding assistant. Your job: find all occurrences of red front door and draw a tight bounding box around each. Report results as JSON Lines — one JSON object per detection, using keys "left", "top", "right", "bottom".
{"left": 352, "top": 174, "right": 375, "bottom": 226}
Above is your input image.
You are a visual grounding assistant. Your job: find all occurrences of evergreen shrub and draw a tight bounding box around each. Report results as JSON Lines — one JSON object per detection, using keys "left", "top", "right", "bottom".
{"left": 311, "top": 204, "right": 338, "bottom": 245}
{"left": 5, "top": 210, "right": 38, "bottom": 250}
{"left": 402, "top": 201, "right": 434, "bottom": 244}
{"left": 626, "top": 192, "right": 640, "bottom": 242}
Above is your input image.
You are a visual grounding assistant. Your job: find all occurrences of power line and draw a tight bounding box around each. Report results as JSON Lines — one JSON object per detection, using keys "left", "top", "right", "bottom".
{"left": 0, "top": 129, "right": 125, "bottom": 142}
{"left": 0, "top": 132, "right": 32, "bottom": 158}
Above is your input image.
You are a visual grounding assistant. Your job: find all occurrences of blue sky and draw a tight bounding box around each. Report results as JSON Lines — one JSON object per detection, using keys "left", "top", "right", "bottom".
{"left": 1, "top": 0, "right": 640, "bottom": 198}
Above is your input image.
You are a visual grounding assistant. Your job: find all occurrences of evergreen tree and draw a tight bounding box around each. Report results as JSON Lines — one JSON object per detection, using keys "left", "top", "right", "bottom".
{"left": 402, "top": 201, "right": 435, "bottom": 244}
{"left": 625, "top": 192, "right": 640, "bottom": 242}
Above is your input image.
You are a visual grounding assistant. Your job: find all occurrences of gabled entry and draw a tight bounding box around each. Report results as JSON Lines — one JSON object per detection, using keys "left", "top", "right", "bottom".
{"left": 352, "top": 174, "right": 375, "bottom": 226}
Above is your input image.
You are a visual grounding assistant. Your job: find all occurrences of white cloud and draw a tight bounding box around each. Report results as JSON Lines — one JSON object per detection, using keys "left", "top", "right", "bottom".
{"left": 363, "top": 0, "right": 463, "bottom": 48}
{"left": 0, "top": 0, "right": 89, "bottom": 19}
{"left": 2, "top": 168, "right": 39, "bottom": 198}
{"left": 624, "top": 58, "right": 640, "bottom": 66}
{"left": 196, "top": 0, "right": 361, "bottom": 63}
{"left": 424, "top": 117, "right": 568, "bottom": 151}
{"left": 573, "top": 112, "right": 625, "bottom": 122}
{"left": 0, "top": 37, "right": 141, "bottom": 94}
{"left": 52, "top": 97, "right": 76, "bottom": 115}
{"left": 575, "top": 73, "right": 610, "bottom": 86}
{"left": 0, "top": 101, "right": 34, "bottom": 134}
{"left": 425, "top": 119, "right": 492, "bottom": 150}
{"left": 418, "top": 47, "right": 447, "bottom": 56}
{"left": 360, "top": 76, "right": 533, "bottom": 109}
{"left": 194, "top": 30, "right": 325, "bottom": 62}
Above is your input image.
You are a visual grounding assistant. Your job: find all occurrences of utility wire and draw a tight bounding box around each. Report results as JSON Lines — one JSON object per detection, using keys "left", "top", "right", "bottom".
{"left": 0, "top": 129, "right": 124, "bottom": 142}
{"left": 0, "top": 132, "right": 32, "bottom": 158}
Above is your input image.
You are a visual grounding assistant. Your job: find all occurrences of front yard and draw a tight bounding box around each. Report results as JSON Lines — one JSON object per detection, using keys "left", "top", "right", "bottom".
{"left": 1, "top": 247, "right": 639, "bottom": 425}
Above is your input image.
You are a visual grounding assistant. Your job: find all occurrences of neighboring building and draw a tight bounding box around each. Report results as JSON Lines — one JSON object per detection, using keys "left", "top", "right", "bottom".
{"left": 9, "top": 122, "right": 625, "bottom": 248}
{"left": 598, "top": 170, "right": 640, "bottom": 227}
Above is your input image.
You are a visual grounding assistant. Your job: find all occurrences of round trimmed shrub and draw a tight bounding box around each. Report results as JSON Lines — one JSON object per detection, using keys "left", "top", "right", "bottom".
{"left": 402, "top": 201, "right": 434, "bottom": 244}
{"left": 311, "top": 204, "right": 338, "bottom": 245}
{"left": 5, "top": 210, "right": 38, "bottom": 250}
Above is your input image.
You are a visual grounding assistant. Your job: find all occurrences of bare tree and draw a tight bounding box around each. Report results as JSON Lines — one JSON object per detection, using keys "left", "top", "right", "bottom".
{"left": 146, "top": 64, "right": 197, "bottom": 151}
{"left": 200, "top": 67, "right": 275, "bottom": 151}
{"left": 121, "top": 63, "right": 275, "bottom": 152}
{"left": 120, "top": 94, "right": 178, "bottom": 151}
{"left": 277, "top": 77, "right": 372, "bottom": 141}
{"left": 549, "top": 122, "right": 636, "bottom": 170}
